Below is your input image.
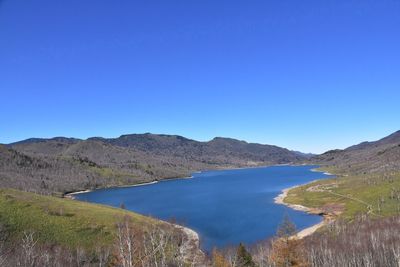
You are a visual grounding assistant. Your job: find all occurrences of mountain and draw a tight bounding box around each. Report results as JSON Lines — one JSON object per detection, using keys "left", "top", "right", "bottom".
{"left": 3, "top": 134, "right": 306, "bottom": 194}
{"left": 312, "top": 130, "right": 400, "bottom": 173}
{"left": 99, "top": 134, "right": 304, "bottom": 165}
{"left": 291, "top": 151, "right": 316, "bottom": 159}
{"left": 0, "top": 143, "right": 129, "bottom": 195}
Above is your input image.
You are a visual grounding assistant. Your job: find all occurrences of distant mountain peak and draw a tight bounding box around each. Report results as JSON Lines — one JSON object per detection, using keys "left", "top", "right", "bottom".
{"left": 209, "top": 137, "right": 247, "bottom": 143}
{"left": 9, "top": 137, "right": 80, "bottom": 146}
{"left": 345, "top": 130, "right": 400, "bottom": 151}
{"left": 378, "top": 130, "right": 400, "bottom": 144}
{"left": 291, "top": 151, "right": 316, "bottom": 159}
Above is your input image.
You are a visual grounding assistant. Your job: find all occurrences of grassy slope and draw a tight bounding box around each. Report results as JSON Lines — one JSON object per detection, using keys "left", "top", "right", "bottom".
{"left": 285, "top": 167, "right": 400, "bottom": 219}
{"left": 0, "top": 189, "right": 158, "bottom": 250}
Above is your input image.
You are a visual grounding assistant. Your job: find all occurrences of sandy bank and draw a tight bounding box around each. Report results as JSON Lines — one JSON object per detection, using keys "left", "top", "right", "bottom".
{"left": 64, "top": 180, "right": 161, "bottom": 199}
{"left": 274, "top": 181, "right": 334, "bottom": 239}
{"left": 64, "top": 176, "right": 198, "bottom": 199}
{"left": 64, "top": 189, "right": 92, "bottom": 199}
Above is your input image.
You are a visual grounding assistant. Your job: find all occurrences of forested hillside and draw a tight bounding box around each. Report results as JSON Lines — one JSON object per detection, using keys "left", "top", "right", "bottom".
{"left": 2, "top": 134, "right": 305, "bottom": 194}
{"left": 312, "top": 130, "right": 400, "bottom": 174}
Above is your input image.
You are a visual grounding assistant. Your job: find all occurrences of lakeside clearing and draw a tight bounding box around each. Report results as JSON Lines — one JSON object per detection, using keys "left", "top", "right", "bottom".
{"left": 284, "top": 167, "right": 400, "bottom": 220}
{"left": 274, "top": 180, "right": 335, "bottom": 238}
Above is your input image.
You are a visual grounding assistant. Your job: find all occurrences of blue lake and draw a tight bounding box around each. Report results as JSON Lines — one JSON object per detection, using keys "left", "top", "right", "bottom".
{"left": 75, "top": 165, "right": 332, "bottom": 251}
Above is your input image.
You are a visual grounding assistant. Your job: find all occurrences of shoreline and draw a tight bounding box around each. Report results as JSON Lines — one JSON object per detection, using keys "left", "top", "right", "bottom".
{"left": 63, "top": 176, "right": 204, "bottom": 259}
{"left": 62, "top": 164, "right": 277, "bottom": 199}
{"left": 64, "top": 180, "right": 160, "bottom": 199}
{"left": 64, "top": 176, "right": 197, "bottom": 200}
{"left": 64, "top": 163, "right": 312, "bottom": 199}
{"left": 310, "top": 168, "right": 333, "bottom": 176}
{"left": 65, "top": 164, "right": 327, "bottom": 250}
{"left": 64, "top": 181, "right": 205, "bottom": 262}
{"left": 274, "top": 178, "right": 334, "bottom": 239}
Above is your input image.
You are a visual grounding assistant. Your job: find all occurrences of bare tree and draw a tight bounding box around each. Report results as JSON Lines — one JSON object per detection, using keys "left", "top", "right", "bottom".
{"left": 116, "top": 216, "right": 137, "bottom": 267}
{"left": 115, "top": 216, "right": 187, "bottom": 267}
{"left": 96, "top": 246, "right": 111, "bottom": 267}
{"left": 224, "top": 246, "right": 239, "bottom": 267}
{"left": 19, "top": 231, "right": 38, "bottom": 267}
{"left": 142, "top": 225, "right": 176, "bottom": 267}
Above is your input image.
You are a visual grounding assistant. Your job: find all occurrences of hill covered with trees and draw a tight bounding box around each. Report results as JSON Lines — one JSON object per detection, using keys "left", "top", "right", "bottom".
{"left": 2, "top": 133, "right": 305, "bottom": 194}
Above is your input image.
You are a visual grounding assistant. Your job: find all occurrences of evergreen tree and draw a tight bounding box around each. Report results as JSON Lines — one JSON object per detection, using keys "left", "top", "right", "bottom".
{"left": 236, "top": 243, "right": 255, "bottom": 267}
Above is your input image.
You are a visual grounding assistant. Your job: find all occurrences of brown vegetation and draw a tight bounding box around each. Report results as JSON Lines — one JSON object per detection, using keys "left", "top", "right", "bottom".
{"left": 210, "top": 215, "right": 400, "bottom": 267}
{"left": 312, "top": 130, "right": 400, "bottom": 174}
{"left": 1, "top": 134, "right": 305, "bottom": 195}
{"left": 0, "top": 216, "right": 202, "bottom": 267}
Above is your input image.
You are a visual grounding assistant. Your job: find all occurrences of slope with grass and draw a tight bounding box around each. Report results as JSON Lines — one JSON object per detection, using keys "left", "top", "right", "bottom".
{"left": 0, "top": 188, "right": 205, "bottom": 265}
{"left": 284, "top": 171, "right": 400, "bottom": 219}
{"left": 0, "top": 188, "right": 158, "bottom": 250}
{"left": 283, "top": 130, "right": 400, "bottom": 220}
{"left": 313, "top": 130, "right": 400, "bottom": 174}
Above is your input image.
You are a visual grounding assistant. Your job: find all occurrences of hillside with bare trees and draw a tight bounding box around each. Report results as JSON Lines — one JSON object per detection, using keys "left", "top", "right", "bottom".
{"left": 312, "top": 130, "right": 400, "bottom": 174}
{"left": 1, "top": 134, "right": 305, "bottom": 195}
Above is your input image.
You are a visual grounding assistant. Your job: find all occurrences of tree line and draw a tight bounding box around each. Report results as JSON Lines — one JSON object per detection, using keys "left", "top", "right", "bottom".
{"left": 2, "top": 213, "right": 400, "bottom": 266}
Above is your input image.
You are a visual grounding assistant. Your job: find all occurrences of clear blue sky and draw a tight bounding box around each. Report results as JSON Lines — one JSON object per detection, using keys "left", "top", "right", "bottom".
{"left": 1, "top": 0, "right": 399, "bottom": 153}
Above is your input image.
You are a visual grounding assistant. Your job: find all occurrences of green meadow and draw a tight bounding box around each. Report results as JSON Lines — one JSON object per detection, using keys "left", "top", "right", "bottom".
{"left": 285, "top": 168, "right": 400, "bottom": 219}
{"left": 0, "top": 189, "right": 159, "bottom": 250}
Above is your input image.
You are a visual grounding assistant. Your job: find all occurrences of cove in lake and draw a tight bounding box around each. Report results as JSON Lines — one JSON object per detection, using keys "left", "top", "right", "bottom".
{"left": 75, "top": 165, "right": 332, "bottom": 251}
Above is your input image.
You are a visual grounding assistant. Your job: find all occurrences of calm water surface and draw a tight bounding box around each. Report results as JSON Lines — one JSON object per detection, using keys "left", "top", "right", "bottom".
{"left": 76, "top": 165, "right": 332, "bottom": 251}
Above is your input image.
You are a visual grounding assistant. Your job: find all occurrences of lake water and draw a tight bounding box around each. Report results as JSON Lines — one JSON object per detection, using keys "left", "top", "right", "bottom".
{"left": 75, "top": 165, "right": 332, "bottom": 251}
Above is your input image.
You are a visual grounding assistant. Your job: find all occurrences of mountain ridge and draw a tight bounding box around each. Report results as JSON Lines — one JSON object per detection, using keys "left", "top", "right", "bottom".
{"left": 3, "top": 133, "right": 306, "bottom": 194}
{"left": 312, "top": 130, "right": 400, "bottom": 173}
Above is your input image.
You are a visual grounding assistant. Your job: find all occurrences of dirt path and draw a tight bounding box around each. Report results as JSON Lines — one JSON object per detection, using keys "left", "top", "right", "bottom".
{"left": 322, "top": 190, "right": 383, "bottom": 217}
